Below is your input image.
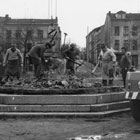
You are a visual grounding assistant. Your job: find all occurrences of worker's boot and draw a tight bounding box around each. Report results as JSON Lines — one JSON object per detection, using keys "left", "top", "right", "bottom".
{"left": 108, "top": 80, "right": 113, "bottom": 86}
{"left": 102, "top": 80, "right": 107, "bottom": 86}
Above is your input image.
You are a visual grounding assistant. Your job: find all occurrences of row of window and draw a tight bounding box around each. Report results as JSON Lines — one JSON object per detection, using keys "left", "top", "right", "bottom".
{"left": 6, "top": 29, "right": 44, "bottom": 40}
{"left": 114, "top": 39, "right": 138, "bottom": 50}
{"left": 114, "top": 26, "right": 138, "bottom": 36}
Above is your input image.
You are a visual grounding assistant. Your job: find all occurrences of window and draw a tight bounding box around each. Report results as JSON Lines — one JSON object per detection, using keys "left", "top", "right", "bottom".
{"left": 132, "top": 40, "right": 138, "bottom": 50}
{"left": 6, "top": 30, "right": 11, "bottom": 39}
{"left": 123, "top": 26, "right": 129, "bottom": 36}
{"left": 114, "top": 40, "right": 120, "bottom": 50}
{"left": 114, "top": 26, "right": 120, "bottom": 36}
{"left": 5, "top": 42, "right": 11, "bottom": 48}
{"left": 16, "top": 42, "right": 22, "bottom": 49}
{"left": 26, "top": 43, "right": 32, "bottom": 52}
{"left": 37, "top": 30, "right": 43, "bottom": 39}
{"left": 132, "top": 55, "right": 138, "bottom": 68}
{"left": 15, "top": 30, "right": 21, "bottom": 39}
{"left": 132, "top": 26, "right": 138, "bottom": 36}
{"left": 26, "top": 30, "right": 33, "bottom": 39}
{"left": 116, "top": 14, "right": 121, "bottom": 19}
{"left": 115, "top": 13, "right": 126, "bottom": 19}
{"left": 123, "top": 40, "right": 130, "bottom": 50}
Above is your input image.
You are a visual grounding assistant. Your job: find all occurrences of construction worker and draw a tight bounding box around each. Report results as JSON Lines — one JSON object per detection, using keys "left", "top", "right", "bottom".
{"left": 120, "top": 47, "right": 131, "bottom": 88}
{"left": 28, "top": 42, "right": 52, "bottom": 80}
{"left": 98, "top": 43, "right": 116, "bottom": 86}
{"left": 2, "top": 44, "right": 23, "bottom": 83}
{"left": 64, "top": 43, "right": 76, "bottom": 75}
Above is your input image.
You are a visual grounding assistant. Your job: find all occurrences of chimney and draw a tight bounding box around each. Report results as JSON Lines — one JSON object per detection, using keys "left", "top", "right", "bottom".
{"left": 108, "top": 11, "right": 111, "bottom": 14}
{"left": 5, "top": 14, "right": 9, "bottom": 19}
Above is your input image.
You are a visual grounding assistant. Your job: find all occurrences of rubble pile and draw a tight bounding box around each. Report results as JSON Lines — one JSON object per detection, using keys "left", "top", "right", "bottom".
{"left": 1, "top": 73, "right": 102, "bottom": 89}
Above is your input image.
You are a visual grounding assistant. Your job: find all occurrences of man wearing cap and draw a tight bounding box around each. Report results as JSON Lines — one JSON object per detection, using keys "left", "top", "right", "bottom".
{"left": 28, "top": 42, "right": 52, "bottom": 79}
{"left": 98, "top": 44, "right": 116, "bottom": 86}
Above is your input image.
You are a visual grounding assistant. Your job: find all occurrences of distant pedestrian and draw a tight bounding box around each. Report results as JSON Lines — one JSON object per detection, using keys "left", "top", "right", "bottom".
{"left": 98, "top": 44, "right": 116, "bottom": 86}
{"left": 28, "top": 42, "right": 52, "bottom": 80}
{"left": 2, "top": 44, "right": 23, "bottom": 83}
{"left": 120, "top": 47, "right": 131, "bottom": 88}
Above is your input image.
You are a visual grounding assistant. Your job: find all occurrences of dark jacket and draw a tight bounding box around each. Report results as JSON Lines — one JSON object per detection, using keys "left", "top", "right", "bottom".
{"left": 64, "top": 49, "right": 75, "bottom": 68}
{"left": 120, "top": 54, "right": 130, "bottom": 69}
{"left": 28, "top": 44, "right": 45, "bottom": 60}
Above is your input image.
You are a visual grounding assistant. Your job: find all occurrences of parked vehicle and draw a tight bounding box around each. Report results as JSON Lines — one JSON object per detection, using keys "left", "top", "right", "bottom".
{"left": 125, "top": 68, "right": 140, "bottom": 122}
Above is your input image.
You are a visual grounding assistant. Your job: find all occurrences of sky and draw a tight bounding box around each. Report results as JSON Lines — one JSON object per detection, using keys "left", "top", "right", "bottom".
{"left": 0, "top": 0, "right": 140, "bottom": 48}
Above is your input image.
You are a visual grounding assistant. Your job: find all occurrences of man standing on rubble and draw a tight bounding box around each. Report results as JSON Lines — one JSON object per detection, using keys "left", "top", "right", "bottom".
{"left": 120, "top": 47, "right": 131, "bottom": 88}
{"left": 64, "top": 43, "right": 76, "bottom": 75}
{"left": 98, "top": 43, "right": 116, "bottom": 86}
{"left": 2, "top": 44, "right": 23, "bottom": 83}
{"left": 28, "top": 42, "right": 52, "bottom": 80}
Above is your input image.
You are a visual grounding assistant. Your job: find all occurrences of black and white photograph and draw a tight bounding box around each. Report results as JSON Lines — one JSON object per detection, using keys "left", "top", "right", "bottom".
{"left": 0, "top": 0, "right": 139, "bottom": 140}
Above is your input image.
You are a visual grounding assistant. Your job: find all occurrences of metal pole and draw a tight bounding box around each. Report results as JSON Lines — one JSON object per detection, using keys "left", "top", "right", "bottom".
{"left": 55, "top": 0, "right": 57, "bottom": 18}
{"left": 48, "top": 0, "right": 50, "bottom": 18}
{"left": 63, "top": 33, "right": 68, "bottom": 45}
{"left": 50, "top": 0, "right": 53, "bottom": 18}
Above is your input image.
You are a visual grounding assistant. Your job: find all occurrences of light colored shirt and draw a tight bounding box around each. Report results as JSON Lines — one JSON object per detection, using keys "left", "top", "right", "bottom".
{"left": 3, "top": 48, "right": 23, "bottom": 64}
{"left": 98, "top": 48, "right": 116, "bottom": 62}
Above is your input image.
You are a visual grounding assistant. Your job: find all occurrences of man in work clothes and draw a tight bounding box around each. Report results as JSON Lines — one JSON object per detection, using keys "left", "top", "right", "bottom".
{"left": 28, "top": 42, "right": 52, "bottom": 79}
{"left": 2, "top": 44, "right": 23, "bottom": 82}
{"left": 120, "top": 47, "right": 131, "bottom": 88}
{"left": 64, "top": 43, "right": 76, "bottom": 75}
{"left": 98, "top": 44, "right": 116, "bottom": 86}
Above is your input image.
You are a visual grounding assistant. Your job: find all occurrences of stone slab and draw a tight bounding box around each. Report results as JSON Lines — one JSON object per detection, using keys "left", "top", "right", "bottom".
{"left": 0, "top": 101, "right": 129, "bottom": 112}
{"left": 0, "top": 92, "right": 125, "bottom": 105}
{"left": 0, "top": 108, "right": 130, "bottom": 118}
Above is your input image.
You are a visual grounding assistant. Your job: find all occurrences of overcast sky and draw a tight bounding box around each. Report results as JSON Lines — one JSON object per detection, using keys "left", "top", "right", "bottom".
{"left": 0, "top": 0, "right": 140, "bottom": 48}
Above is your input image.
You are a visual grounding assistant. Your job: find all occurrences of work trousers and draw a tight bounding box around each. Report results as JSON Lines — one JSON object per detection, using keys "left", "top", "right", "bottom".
{"left": 29, "top": 57, "right": 43, "bottom": 79}
{"left": 102, "top": 69, "right": 114, "bottom": 86}
{"left": 121, "top": 68, "right": 128, "bottom": 88}
{"left": 66, "top": 61, "right": 75, "bottom": 75}
{"left": 3, "top": 60, "right": 21, "bottom": 82}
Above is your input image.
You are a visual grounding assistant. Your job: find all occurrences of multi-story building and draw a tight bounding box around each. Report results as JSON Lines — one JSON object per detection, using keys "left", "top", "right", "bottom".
{"left": 87, "top": 11, "right": 140, "bottom": 68}
{"left": 86, "top": 25, "right": 104, "bottom": 64}
{"left": 0, "top": 14, "right": 61, "bottom": 54}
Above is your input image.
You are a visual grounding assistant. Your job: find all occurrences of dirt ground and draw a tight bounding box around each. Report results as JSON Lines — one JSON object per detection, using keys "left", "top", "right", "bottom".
{"left": 0, "top": 112, "right": 139, "bottom": 140}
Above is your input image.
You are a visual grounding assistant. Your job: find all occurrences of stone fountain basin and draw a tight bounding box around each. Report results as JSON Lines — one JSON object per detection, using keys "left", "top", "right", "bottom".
{"left": 0, "top": 86, "right": 123, "bottom": 95}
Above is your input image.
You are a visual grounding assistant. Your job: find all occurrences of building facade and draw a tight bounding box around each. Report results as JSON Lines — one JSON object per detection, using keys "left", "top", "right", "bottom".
{"left": 87, "top": 11, "right": 140, "bottom": 68}
{"left": 0, "top": 14, "right": 61, "bottom": 54}
{"left": 86, "top": 25, "right": 104, "bottom": 64}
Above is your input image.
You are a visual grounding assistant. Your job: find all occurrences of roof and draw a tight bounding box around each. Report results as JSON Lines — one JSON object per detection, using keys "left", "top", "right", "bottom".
{"left": 116, "top": 10, "right": 126, "bottom": 14}
{"left": 87, "top": 25, "right": 104, "bottom": 37}
{"left": 109, "top": 11, "right": 140, "bottom": 20}
{"left": 0, "top": 15, "right": 58, "bottom": 25}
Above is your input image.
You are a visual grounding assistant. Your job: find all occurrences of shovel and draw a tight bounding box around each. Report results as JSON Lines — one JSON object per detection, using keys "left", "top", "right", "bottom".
{"left": 91, "top": 62, "right": 99, "bottom": 76}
